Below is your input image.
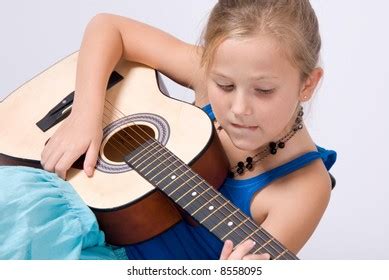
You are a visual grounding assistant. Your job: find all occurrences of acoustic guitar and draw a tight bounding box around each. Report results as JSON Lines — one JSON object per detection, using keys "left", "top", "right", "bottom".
{"left": 0, "top": 52, "right": 298, "bottom": 260}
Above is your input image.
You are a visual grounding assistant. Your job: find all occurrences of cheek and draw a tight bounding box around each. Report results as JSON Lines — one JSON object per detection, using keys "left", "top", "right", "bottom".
{"left": 207, "top": 85, "right": 229, "bottom": 118}
{"left": 262, "top": 102, "right": 298, "bottom": 134}
{"left": 207, "top": 82, "right": 220, "bottom": 101}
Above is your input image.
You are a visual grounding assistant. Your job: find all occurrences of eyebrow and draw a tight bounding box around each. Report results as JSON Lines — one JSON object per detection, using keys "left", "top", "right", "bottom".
{"left": 211, "top": 71, "right": 279, "bottom": 80}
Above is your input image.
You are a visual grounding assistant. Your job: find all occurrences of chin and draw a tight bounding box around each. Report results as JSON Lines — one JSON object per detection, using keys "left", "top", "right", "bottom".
{"left": 224, "top": 127, "right": 266, "bottom": 151}
{"left": 229, "top": 136, "right": 263, "bottom": 152}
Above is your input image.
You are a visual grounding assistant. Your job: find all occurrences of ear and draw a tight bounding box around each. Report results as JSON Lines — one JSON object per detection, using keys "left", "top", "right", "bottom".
{"left": 299, "top": 67, "right": 323, "bottom": 102}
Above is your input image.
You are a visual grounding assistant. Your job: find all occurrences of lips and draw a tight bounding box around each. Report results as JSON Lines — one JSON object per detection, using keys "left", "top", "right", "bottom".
{"left": 231, "top": 123, "right": 258, "bottom": 130}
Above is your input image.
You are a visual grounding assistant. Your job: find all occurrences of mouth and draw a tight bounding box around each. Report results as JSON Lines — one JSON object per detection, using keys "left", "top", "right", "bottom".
{"left": 231, "top": 123, "right": 258, "bottom": 130}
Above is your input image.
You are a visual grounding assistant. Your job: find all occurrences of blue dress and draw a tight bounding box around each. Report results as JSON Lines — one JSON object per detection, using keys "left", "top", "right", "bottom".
{"left": 121, "top": 104, "right": 337, "bottom": 259}
{"left": 0, "top": 104, "right": 336, "bottom": 260}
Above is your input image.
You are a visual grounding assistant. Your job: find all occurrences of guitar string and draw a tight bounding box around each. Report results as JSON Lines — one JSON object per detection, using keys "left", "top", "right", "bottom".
{"left": 96, "top": 99, "right": 289, "bottom": 258}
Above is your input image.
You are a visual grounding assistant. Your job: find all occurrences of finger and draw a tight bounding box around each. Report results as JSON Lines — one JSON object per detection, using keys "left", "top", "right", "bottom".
{"left": 229, "top": 239, "right": 256, "bottom": 260}
{"left": 83, "top": 140, "right": 100, "bottom": 177}
{"left": 219, "top": 240, "right": 234, "bottom": 260}
{"left": 55, "top": 151, "right": 85, "bottom": 180}
{"left": 41, "top": 137, "right": 57, "bottom": 166}
{"left": 42, "top": 149, "right": 65, "bottom": 173}
{"left": 243, "top": 253, "right": 271, "bottom": 260}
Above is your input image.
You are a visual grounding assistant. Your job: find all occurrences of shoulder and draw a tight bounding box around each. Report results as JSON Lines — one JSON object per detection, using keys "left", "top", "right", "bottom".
{"left": 250, "top": 158, "right": 332, "bottom": 254}
{"left": 268, "top": 158, "right": 332, "bottom": 205}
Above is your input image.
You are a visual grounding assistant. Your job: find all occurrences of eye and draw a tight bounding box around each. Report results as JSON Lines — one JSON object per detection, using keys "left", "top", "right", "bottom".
{"left": 255, "top": 88, "right": 275, "bottom": 95}
{"left": 216, "top": 83, "right": 234, "bottom": 92}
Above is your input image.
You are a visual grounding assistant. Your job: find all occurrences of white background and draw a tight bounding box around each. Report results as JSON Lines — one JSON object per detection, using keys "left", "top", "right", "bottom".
{"left": 1, "top": 0, "right": 388, "bottom": 259}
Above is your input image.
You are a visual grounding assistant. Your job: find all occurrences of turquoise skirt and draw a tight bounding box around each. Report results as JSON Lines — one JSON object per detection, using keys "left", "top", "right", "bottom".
{"left": 0, "top": 166, "right": 223, "bottom": 260}
{"left": 0, "top": 166, "right": 119, "bottom": 260}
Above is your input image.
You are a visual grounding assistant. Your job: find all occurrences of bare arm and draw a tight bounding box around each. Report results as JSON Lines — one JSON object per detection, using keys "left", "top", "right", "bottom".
{"left": 73, "top": 13, "right": 201, "bottom": 115}
{"left": 252, "top": 161, "right": 332, "bottom": 255}
{"left": 41, "top": 13, "right": 201, "bottom": 179}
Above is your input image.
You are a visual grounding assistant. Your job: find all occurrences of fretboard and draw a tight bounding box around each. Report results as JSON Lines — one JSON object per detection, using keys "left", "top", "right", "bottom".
{"left": 124, "top": 139, "right": 298, "bottom": 260}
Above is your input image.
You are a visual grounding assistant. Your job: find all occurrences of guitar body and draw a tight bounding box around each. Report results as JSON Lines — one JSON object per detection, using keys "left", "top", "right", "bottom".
{"left": 0, "top": 52, "right": 230, "bottom": 245}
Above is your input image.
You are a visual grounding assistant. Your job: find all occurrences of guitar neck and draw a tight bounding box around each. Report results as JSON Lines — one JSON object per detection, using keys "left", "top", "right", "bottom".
{"left": 125, "top": 138, "right": 298, "bottom": 260}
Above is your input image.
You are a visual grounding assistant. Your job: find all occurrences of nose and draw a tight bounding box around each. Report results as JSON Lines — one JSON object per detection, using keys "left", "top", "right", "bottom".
{"left": 230, "top": 91, "right": 252, "bottom": 116}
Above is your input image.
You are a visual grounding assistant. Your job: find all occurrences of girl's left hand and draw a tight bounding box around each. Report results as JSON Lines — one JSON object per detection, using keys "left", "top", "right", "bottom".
{"left": 219, "top": 239, "right": 271, "bottom": 260}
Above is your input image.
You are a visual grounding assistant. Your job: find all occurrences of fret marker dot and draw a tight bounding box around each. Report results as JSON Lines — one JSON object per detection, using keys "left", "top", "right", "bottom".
{"left": 227, "top": 221, "right": 233, "bottom": 227}
{"left": 191, "top": 191, "right": 197, "bottom": 196}
{"left": 171, "top": 175, "right": 176, "bottom": 180}
{"left": 208, "top": 206, "right": 214, "bottom": 211}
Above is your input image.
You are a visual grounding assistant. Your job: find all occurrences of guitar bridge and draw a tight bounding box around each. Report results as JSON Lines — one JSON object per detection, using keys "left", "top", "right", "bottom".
{"left": 36, "top": 71, "right": 123, "bottom": 132}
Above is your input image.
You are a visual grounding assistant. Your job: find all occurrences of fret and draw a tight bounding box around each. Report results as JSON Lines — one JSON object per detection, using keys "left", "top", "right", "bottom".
{"left": 139, "top": 150, "right": 172, "bottom": 174}
{"left": 151, "top": 168, "right": 193, "bottom": 203}
{"left": 156, "top": 167, "right": 191, "bottom": 193}
{"left": 273, "top": 249, "right": 288, "bottom": 260}
{"left": 146, "top": 157, "right": 182, "bottom": 191}
{"left": 156, "top": 171, "right": 193, "bottom": 201}
{"left": 200, "top": 201, "right": 228, "bottom": 223}
{"left": 178, "top": 180, "right": 214, "bottom": 210}
{"left": 130, "top": 140, "right": 159, "bottom": 166}
{"left": 152, "top": 160, "right": 186, "bottom": 184}
{"left": 220, "top": 227, "right": 261, "bottom": 250}
{"left": 220, "top": 216, "right": 251, "bottom": 240}
{"left": 163, "top": 174, "right": 202, "bottom": 202}
{"left": 284, "top": 250, "right": 299, "bottom": 260}
{"left": 161, "top": 169, "right": 194, "bottom": 193}
{"left": 124, "top": 139, "right": 155, "bottom": 164}
{"left": 188, "top": 194, "right": 231, "bottom": 231}
{"left": 153, "top": 161, "right": 183, "bottom": 184}
{"left": 210, "top": 209, "right": 239, "bottom": 232}
{"left": 215, "top": 211, "right": 284, "bottom": 259}
{"left": 144, "top": 155, "right": 201, "bottom": 203}
{"left": 148, "top": 157, "right": 182, "bottom": 182}
{"left": 251, "top": 228, "right": 292, "bottom": 259}
{"left": 179, "top": 182, "right": 209, "bottom": 206}
{"left": 234, "top": 235, "right": 287, "bottom": 259}
{"left": 211, "top": 210, "right": 257, "bottom": 246}
{"left": 243, "top": 228, "right": 261, "bottom": 241}
{"left": 253, "top": 237, "right": 274, "bottom": 254}
{"left": 140, "top": 148, "right": 171, "bottom": 174}
{"left": 147, "top": 156, "right": 178, "bottom": 179}
{"left": 189, "top": 192, "right": 221, "bottom": 216}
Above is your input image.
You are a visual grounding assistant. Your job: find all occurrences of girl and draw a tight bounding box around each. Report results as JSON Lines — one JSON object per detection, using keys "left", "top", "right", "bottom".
{"left": 0, "top": 0, "right": 336, "bottom": 260}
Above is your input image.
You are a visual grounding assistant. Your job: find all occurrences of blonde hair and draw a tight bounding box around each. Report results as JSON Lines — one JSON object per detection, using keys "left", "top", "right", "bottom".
{"left": 200, "top": 0, "right": 321, "bottom": 81}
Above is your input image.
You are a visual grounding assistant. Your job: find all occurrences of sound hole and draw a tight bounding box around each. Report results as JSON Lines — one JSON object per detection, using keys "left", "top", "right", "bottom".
{"left": 103, "top": 124, "right": 155, "bottom": 163}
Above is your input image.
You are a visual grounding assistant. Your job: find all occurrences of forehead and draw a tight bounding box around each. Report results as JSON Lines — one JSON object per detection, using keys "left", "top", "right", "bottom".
{"left": 211, "top": 35, "right": 296, "bottom": 77}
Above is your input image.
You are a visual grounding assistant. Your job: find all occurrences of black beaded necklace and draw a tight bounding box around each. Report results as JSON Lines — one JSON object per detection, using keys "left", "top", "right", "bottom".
{"left": 216, "top": 105, "right": 304, "bottom": 178}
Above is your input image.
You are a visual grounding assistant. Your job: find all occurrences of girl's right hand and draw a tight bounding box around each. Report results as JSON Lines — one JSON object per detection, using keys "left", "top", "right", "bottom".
{"left": 40, "top": 111, "right": 103, "bottom": 180}
{"left": 219, "top": 239, "right": 271, "bottom": 260}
